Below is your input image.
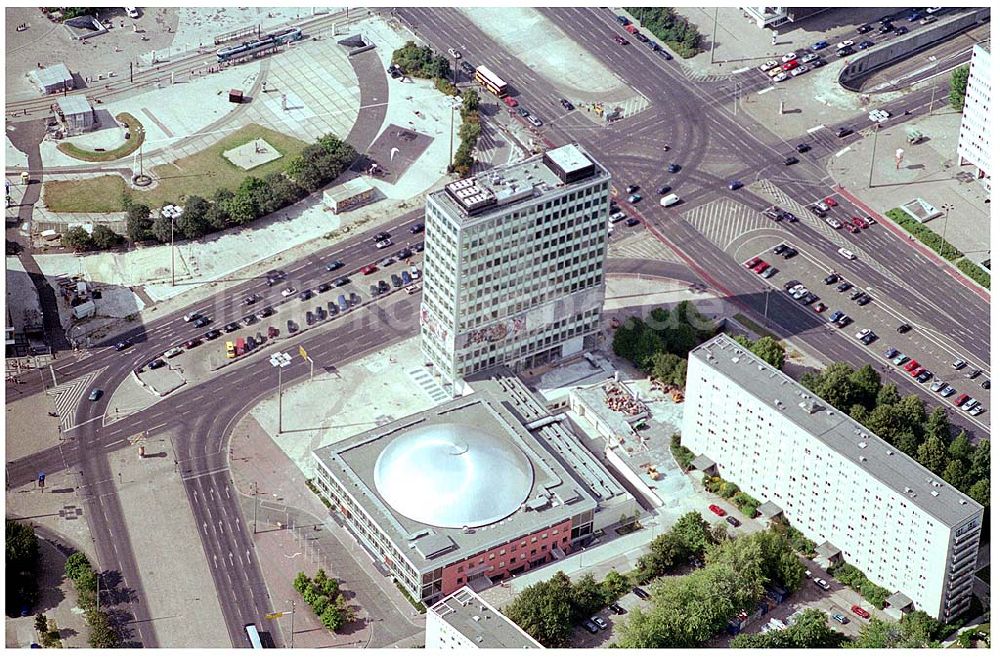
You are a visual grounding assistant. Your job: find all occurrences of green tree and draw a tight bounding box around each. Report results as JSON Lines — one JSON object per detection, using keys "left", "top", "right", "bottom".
{"left": 570, "top": 573, "right": 606, "bottom": 619}
{"left": 61, "top": 226, "right": 95, "bottom": 251}
{"left": 923, "top": 407, "right": 951, "bottom": 445}
{"left": 461, "top": 88, "right": 480, "bottom": 115}
{"left": 150, "top": 214, "right": 174, "bottom": 244}
{"left": 91, "top": 225, "right": 124, "bottom": 249}
{"left": 601, "top": 569, "right": 631, "bottom": 603}
{"left": 650, "top": 352, "right": 684, "bottom": 386}
{"left": 177, "top": 195, "right": 210, "bottom": 239}
{"left": 293, "top": 571, "right": 310, "bottom": 593}
{"left": 949, "top": 64, "right": 970, "bottom": 111}
{"left": 732, "top": 608, "right": 847, "bottom": 647}
{"left": 916, "top": 435, "right": 948, "bottom": 474}
{"left": 875, "top": 382, "right": 901, "bottom": 407}
{"left": 847, "top": 365, "right": 882, "bottom": 409}
{"left": 848, "top": 403, "right": 868, "bottom": 424}
{"left": 503, "top": 572, "right": 575, "bottom": 647}
{"left": 35, "top": 612, "right": 48, "bottom": 634}
{"left": 733, "top": 335, "right": 786, "bottom": 369}
{"left": 968, "top": 439, "right": 990, "bottom": 482}
{"left": 947, "top": 431, "right": 972, "bottom": 463}
{"left": 125, "top": 202, "right": 153, "bottom": 242}
{"left": 6, "top": 520, "right": 40, "bottom": 611}
{"left": 941, "top": 459, "right": 970, "bottom": 491}
{"left": 966, "top": 478, "right": 989, "bottom": 506}
{"left": 64, "top": 552, "right": 92, "bottom": 583}
{"left": 84, "top": 607, "right": 121, "bottom": 648}
{"left": 207, "top": 188, "right": 234, "bottom": 230}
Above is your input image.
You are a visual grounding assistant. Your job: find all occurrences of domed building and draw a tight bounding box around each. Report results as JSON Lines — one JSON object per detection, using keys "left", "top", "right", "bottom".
{"left": 312, "top": 369, "right": 638, "bottom": 605}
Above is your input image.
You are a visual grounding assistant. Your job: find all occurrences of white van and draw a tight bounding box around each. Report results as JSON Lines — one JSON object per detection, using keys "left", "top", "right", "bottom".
{"left": 660, "top": 194, "right": 680, "bottom": 207}
{"left": 837, "top": 248, "right": 857, "bottom": 260}
{"left": 125, "top": 7, "right": 140, "bottom": 18}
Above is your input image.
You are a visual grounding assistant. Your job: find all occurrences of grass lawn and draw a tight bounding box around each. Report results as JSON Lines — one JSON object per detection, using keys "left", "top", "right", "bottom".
{"left": 56, "top": 112, "right": 145, "bottom": 163}
{"left": 44, "top": 124, "right": 309, "bottom": 213}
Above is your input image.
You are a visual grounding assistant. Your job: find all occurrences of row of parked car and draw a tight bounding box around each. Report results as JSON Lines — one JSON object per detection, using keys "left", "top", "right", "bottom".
{"left": 883, "top": 348, "right": 988, "bottom": 416}
{"left": 614, "top": 15, "right": 674, "bottom": 61}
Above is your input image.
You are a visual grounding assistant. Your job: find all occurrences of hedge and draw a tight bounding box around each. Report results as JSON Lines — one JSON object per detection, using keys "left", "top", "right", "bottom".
{"left": 956, "top": 258, "right": 990, "bottom": 289}
{"left": 832, "top": 563, "right": 892, "bottom": 608}
{"left": 57, "top": 113, "right": 145, "bottom": 163}
{"left": 884, "top": 208, "right": 963, "bottom": 262}
{"left": 670, "top": 433, "right": 695, "bottom": 470}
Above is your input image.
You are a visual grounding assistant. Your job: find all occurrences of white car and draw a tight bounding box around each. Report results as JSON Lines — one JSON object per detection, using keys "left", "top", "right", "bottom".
{"left": 125, "top": 6, "right": 140, "bottom": 18}
{"left": 375, "top": 239, "right": 392, "bottom": 249}
{"left": 610, "top": 211, "right": 627, "bottom": 222}
{"left": 800, "top": 52, "right": 818, "bottom": 63}
{"left": 448, "top": 48, "right": 461, "bottom": 59}
{"left": 758, "top": 59, "right": 778, "bottom": 71}
{"left": 855, "top": 329, "right": 872, "bottom": 340}
{"left": 772, "top": 72, "right": 788, "bottom": 82}
{"left": 814, "top": 577, "right": 831, "bottom": 591}
{"left": 836, "top": 40, "right": 855, "bottom": 50}
{"left": 164, "top": 347, "right": 183, "bottom": 359}
{"left": 781, "top": 51, "right": 798, "bottom": 63}
{"left": 816, "top": 201, "right": 831, "bottom": 212}
{"left": 659, "top": 193, "right": 680, "bottom": 207}
{"left": 838, "top": 248, "right": 857, "bottom": 260}
{"left": 790, "top": 66, "right": 809, "bottom": 77}
{"left": 869, "top": 109, "right": 891, "bottom": 123}
{"left": 280, "top": 287, "right": 296, "bottom": 297}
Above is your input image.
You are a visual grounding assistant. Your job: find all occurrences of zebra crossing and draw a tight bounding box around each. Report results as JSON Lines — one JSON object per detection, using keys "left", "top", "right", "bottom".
{"left": 677, "top": 67, "right": 732, "bottom": 84}
{"left": 608, "top": 232, "right": 683, "bottom": 263}
{"left": 682, "top": 198, "right": 775, "bottom": 250}
{"left": 750, "top": 178, "right": 909, "bottom": 289}
{"left": 47, "top": 367, "right": 106, "bottom": 430}
{"left": 408, "top": 367, "right": 450, "bottom": 404}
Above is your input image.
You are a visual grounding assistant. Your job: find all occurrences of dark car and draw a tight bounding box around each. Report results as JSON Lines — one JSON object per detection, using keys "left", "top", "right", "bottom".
{"left": 728, "top": 180, "right": 743, "bottom": 190}
{"left": 114, "top": 339, "right": 132, "bottom": 351}
{"left": 373, "top": 231, "right": 391, "bottom": 242}
{"left": 878, "top": 22, "right": 895, "bottom": 34}
{"left": 824, "top": 273, "right": 839, "bottom": 285}
{"left": 837, "top": 281, "right": 853, "bottom": 292}
{"left": 316, "top": 282, "right": 332, "bottom": 293}
{"left": 299, "top": 290, "right": 313, "bottom": 301}
{"left": 837, "top": 47, "right": 854, "bottom": 57}
{"left": 836, "top": 127, "right": 853, "bottom": 138}
{"left": 242, "top": 314, "right": 256, "bottom": 326}
{"left": 315, "top": 305, "right": 326, "bottom": 321}
{"left": 795, "top": 143, "right": 811, "bottom": 153}
{"left": 305, "top": 311, "right": 315, "bottom": 326}
{"left": 224, "top": 322, "right": 240, "bottom": 333}
{"left": 632, "top": 586, "right": 651, "bottom": 600}
{"left": 657, "top": 49, "right": 673, "bottom": 61}
{"left": 657, "top": 185, "right": 671, "bottom": 195}
{"left": 667, "top": 163, "right": 681, "bottom": 173}
{"left": 783, "top": 156, "right": 798, "bottom": 166}
{"left": 391, "top": 274, "right": 403, "bottom": 288}
{"left": 583, "top": 620, "right": 599, "bottom": 634}
{"left": 148, "top": 358, "right": 166, "bottom": 370}
{"left": 726, "top": 515, "right": 741, "bottom": 527}
{"left": 409, "top": 222, "right": 424, "bottom": 234}
{"left": 783, "top": 248, "right": 798, "bottom": 259}
{"left": 857, "top": 24, "right": 872, "bottom": 33}
{"left": 327, "top": 300, "right": 339, "bottom": 314}
{"left": 88, "top": 388, "right": 103, "bottom": 402}
{"left": 258, "top": 306, "right": 275, "bottom": 318}
{"left": 287, "top": 319, "right": 298, "bottom": 333}
{"left": 243, "top": 293, "right": 260, "bottom": 305}
{"left": 625, "top": 184, "right": 640, "bottom": 194}
{"left": 460, "top": 61, "right": 475, "bottom": 75}
{"left": 808, "top": 204, "right": 827, "bottom": 217}
{"left": 773, "top": 244, "right": 788, "bottom": 255}
{"left": 897, "top": 323, "right": 912, "bottom": 334}
{"left": 625, "top": 217, "right": 641, "bottom": 227}
{"left": 609, "top": 603, "right": 627, "bottom": 615}
{"left": 204, "top": 329, "right": 222, "bottom": 340}
{"left": 397, "top": 247, "right": 413, "bottom": 260}
{"left": 326, "top": 260, "right": 344, "bottom": 271}
{"left": 781, "top": 211, "right": 798, "bottom": 222}
{"left": 413, "top": 242, "right": 424, "bottom": 253}
{"left": 783, "top": 279, "right": 801, "bottom": 291}
{"left": 894, "top": 26, "right": 908, "bottom": 35}
{"left": 193, "top": 316, "right": 211, "bottom": 327}
{"left": 858, "top": 40, "right": 875, "bottom": 49}
{"left": 183, "top": 338, "right": 202, "bottom": 349}
{"left": 559, "top": 98, "right": 574, "bottom": 111}
{"left": 328, "top": 276, "right": 348, "bottom": 288}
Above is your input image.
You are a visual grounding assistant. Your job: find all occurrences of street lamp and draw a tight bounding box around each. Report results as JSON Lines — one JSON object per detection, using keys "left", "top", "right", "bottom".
{"left": 939, "top": 203, "right": 955, "bottom": 255}
{"left": 161, "top": 204, "right": 183, "bottom": 286}
{"left": 867, "top": 123, "right": 880, "bottom": 187}
{"left": 762, "top": 287, "right": 771, "bottom": 327}
{"left": 270, "top": 351, "right": 292, "bottom": 433}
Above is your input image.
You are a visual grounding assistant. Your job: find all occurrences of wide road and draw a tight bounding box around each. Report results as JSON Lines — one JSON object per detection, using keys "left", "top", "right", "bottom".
{"left": 395, "top": 6, "right": 989, "bottom": 438}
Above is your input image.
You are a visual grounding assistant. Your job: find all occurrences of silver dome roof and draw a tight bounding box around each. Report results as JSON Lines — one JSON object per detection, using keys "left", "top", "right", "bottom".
{"left": 373, "top": 423, "right": 534, "bottom": 528}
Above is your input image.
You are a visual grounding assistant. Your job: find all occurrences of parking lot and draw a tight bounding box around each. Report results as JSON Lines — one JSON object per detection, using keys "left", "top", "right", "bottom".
{"left": 737, "top": 230, "right": 990, "bottom": 424}
{"left": 118, "top": 253, "right": 425, "bottom": 386}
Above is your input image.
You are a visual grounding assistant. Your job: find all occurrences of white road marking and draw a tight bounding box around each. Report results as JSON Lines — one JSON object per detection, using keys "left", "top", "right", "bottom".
{"left": 834, "top": 147, "right": 851, "bottom": 158}
{"left": 757, "top": 86, "right": 775, "bottom": 95}
{"left": 732, "top": 66, "right": 750, "bottom": 74}
{"left": 807, "top": 124, "right": 826, "bottom": 134}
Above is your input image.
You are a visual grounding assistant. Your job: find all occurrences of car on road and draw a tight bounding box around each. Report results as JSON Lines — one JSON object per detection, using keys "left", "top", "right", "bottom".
{"left": 193, "top": 316, "right": 211, "bottom": 327}
{"left": 811, "top": 40, "right": 829, "bottom": 50}
{"left": 609, "top": 603, "right": 627, "bottom": 615}
{"left": 375, "top": 239, "right": 392, "bottom": 249}
{"left": 837, "top": 46, "right": 855, "bottom": 57}
{"left": 822, "top": 196, "right": 838, "bottom": 207}
{"left": 781, "top": 211, "right": 798, "bottom": 222}
{"left": 857, "top": 24, "right": 872, "bottom": 33}
{"left": 632, "top": 587, "right": 651, "bottom": 600}
{"left": 808, "top": 204, "right": 827, "bottom": 217}
{"left": 666, "top": 163, "right": 682, "bottom": 174}
{"left": 825, "top": 217, "right": 843, "bottom": 229}
{"left": 796, "top": 143, "right": 811, "bottom": 153}
{"left": 503, "top": 96, "right": 519, "bottom": 108}
{"left": 657, "top": 48, "right": 673, "bottom": 61}
{"left": 148, "top": 358, "right": 167, "bottom": 370}
{"left": 832, "top": 613, "right": 850, "bottom": 624}
{"left": 726, "top": 516, "right": 741, "bottom": 527}
{"left": 280, "top": 287, "right": 296, "bottom": 297}
{"left": 920, "top": 16, "right": 937, "bottom": 24}
{"left": 114, "top": 339, "right": 132, "bottom": 351}
{"left": 559, "top": 98, "right": 574, "bottom": 111}
{"left": 709, "top": 504, "right": 726, "bottom": 516}
{"left": 814, "top": 577, "right": 831, "bottom": 590}
{"left": 857, "top": 40, "right": 876, "bottom": 50}
{"left": 759, "top": 59, "right": 778, "bottom": 71}
{"left": 878, "top": 22, "right": 895, "bottom": 34}
{"left": 783, "top": 156, "right": 798, "bottom": 165}
{"left": 88, "top": 388, "right": 103, "bottom": 401}
{"left": 894, "top": 26, "right": 908, "bottom": 35}
{"left": 869, "top": 109, "right": 891, "bottom": 123}
{"left": 727, "top": 180, "right": 743, "bottom": 190}
{"left": 616, "top": 14, "right": 630, "bottom": 25}
{"left": 764, "top": 205, "right": 784, "bottom": 220}
{"left": 614, "top": 35, "right": 630, "bottom": 45}
{"left": 183, "top": 312, "right": 202, "bottom": 323}
{"left": 373, "top": 231, "right": 391, "bottom": 242}
{"left": 836, "top": 127, "right": 853, "bottom": 138}
{"left": 837, "top": 40, "right": 855, "bottom": 49}
{"left": 625, "top": 218, "right": 641, "bottom": 227}
{"left": 325, "top": 260, "right": 344, "bottom": 272}
{"left": 204, "top": 329, "right": 222, "bottom": 340}
{"left": 525, "top": 113, "right": 544, "bottom": 128}
{"left": 837, "top": 247, "right": 857, "bottom": 260}
{"left": 851, "top": 217, "right": 867, "bottom": 230}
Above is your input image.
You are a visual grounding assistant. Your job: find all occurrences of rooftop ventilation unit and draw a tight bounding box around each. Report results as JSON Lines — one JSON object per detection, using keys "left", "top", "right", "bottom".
{"left": 886, "top": 450, "right": 894, "bottom": 456}
{"left": 904, "top": 487, "right": 913, "bottom": 494}
{"left": 858, "top": 442, "right": 867, "bottom": 449}
{"left": 960, "top": 500, "right": 968, "bottom": 505}
{"left": 858, "top": 455, "right": 866, "bottom": 462}
{"left": 931, "top": 491, "right": 939, "bottom": 497}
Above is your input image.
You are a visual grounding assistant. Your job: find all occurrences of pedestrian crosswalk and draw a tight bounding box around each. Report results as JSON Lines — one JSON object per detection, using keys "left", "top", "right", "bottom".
{"left": 682, "top": 199, "right": 774, "bottom": 250}
{"left": 47, "top": 367, "right": 106, "bottom": 430}
{"left": 408, "top": 367, "right": 450, "bottom": 404}
{"left": 608, "top": 232, "right": 683, "bottom": 263}
{"left": 750, "top": 179, "right": 909, "bottom": 288}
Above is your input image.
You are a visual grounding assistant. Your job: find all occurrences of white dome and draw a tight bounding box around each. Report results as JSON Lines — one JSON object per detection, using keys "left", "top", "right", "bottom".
{"left": 373, "top": 423, "right": 533, "bottom": 528}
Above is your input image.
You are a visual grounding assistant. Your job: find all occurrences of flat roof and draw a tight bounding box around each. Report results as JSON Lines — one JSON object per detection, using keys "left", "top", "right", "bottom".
{"left": 57, "top": 95, "right": 92, "bottom": 115}
{"left": 430, "top": 143, "right": 607, "bottom": 222}
{"left": 313, "top": 370, "right": 615, "bottom": 572}
{"left": 32, "top": 63, "right": 72, "bottom": 88}
{"left": 430, "top": 586, "right": 541, "bottom": 648}
{"left": 690, "top": 334, "right": 983, "bottom": 527}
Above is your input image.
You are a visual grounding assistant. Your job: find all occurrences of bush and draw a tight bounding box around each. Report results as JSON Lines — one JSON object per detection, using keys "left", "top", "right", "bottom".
{"left": 956, "top": 258, "right": 990, "bottom": 289}
{"left": 949, "top": 65, "right": 970, "bottom": 111}
{"left": 733, "top": 492, "right": 760, "bottom": 517}
{"left": 61, "top": 226, "right": 96, "bottom": 251}
{"left": 434, "top": 78, "right": 459, "bottom": 96}
{"left": 884, "top": 208, "right": 964, "bottom": 261}
{"left": 624, "top": 8, "right": 705, "bottom": 58}
{"left": 91, "top": 225, "right": 125, "bottom": 249}
{"left": 392, "top": 41, "right": 451, "bottom": 79}
{"left": 6, "top": 520, "right": 40, "bottom": 614}
{"left": 832, "top": 563, "right": 891, "bottom": 608}
{"left": 718, "top": 481, "right": 740, "bottom": 499}
{"left": 783, "top": 524, "right": 817, "bottom": 557}
{"left": 670, "top": 433, "right": 695, "bottom": 470}
{"left": 293, "top": 569, "right": 354, "bottom": 632}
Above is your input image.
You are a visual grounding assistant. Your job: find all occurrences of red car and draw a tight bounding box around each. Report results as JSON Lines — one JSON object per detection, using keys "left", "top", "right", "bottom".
{"left": 847, "top": 224, "right": 860, "bottom": 234}
{"left": 503, "top": 96, "right": 518, "bottom": 108}
{"left": 823, "top": 196, "right": 839, "bottom": 207}
{"left": 955, "top": 393, "right": 970, "bottom": 407}
{"left": 361, "top": 264, "right": 378, "bottom": 275}
{"left": 910, "top": 367, "right": 926, "bottom": 378}
{"left": 903, "top": 360, "right": 921, "bottom": 372}
{"left": 744, "top": 257, "right": 762, "bottom": 269}
{"left": 753, "top": 260, "right": 770, "bottom": 274}
{"left": 614, "top": 35, "right": 630, "bottom": 45}
{"left": 709, "top": 504, "right": 726, "bottom": 517}
{"left": 851, "top": 605, "right": 870, "bottom": 619}
{"left": 851, "top": 216, "right": 867, "bottom": 229}
{"left": 781, "top": 60, "right": 798, "bottom": 71}
{"left": 814, "top": 302, "right": 827, "bottom": 313}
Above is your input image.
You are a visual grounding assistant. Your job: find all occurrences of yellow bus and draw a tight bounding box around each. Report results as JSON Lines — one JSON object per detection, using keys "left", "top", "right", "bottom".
{"left": 474, "top": 65, "right": 508, "bottom": 98}
{"left": 225, "top": 341, "right": 236, "bottom": 359}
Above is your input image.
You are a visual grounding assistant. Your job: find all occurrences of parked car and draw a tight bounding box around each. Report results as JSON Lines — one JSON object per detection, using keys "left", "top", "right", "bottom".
{"left": 709, "top": 504, "right": 726, "bottom": 517}
{"left": 148, "top": 358, "right": 167, "bottom": 370}
{"left": 632, "top": 587, "right": 651, "bottom": 600}
{"left": 583, "top": 620, "right": 600, "bottom": 634}
{"left": 667, "top": 163, "right": 681, "bottom": 173}
{"left": 726, "top": 516, "right": 741, "bottom": 527}
{"left": 609, "top": 603, "right": 627, "bottom": 615}
{"left": 164, "top": 347, "right": 183, "bottom": 358}
{"left": 88, "top": 388, "right": 103, "bottom": 401}
{"left": 298, "top": 290, "right": 313, "bottom": 301}
{"left": 361, "top": 264, "right": 378, "bottom": 275}
{"left": 796, "top": 143, "right": 811, "bottom": 153}
{"left": 591, "top": 616, "right": 608, "bottom": 630}
{"left": 833, "top": 613, "right": 850, "bottom": 624}
{"left": 325, "top": 260, "right": 344, "bottom": 271}
{"left": 281, "top": 287, "right": 296, "bottom": 297}
{"left": 204, "top": 329, "right": 221, "bottom": 340}
{"left": 813, "top": 577, "right": 831, "bottom": 591}
{"left": 114, "top": 339, "right": 132, "bottom": 351}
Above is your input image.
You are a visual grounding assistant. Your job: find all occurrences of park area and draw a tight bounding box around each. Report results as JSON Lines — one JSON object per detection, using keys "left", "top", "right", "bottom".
{"left": 43, "top": 124, "right": 308, "bottom": 213}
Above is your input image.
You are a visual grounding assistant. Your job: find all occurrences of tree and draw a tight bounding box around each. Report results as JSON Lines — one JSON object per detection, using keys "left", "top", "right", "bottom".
{"left": 177, "top": 195, "right": 211, "bottom": 239}
{"left": 941, "top": 459, "right": 970, "bottom": 491}
{"left": 847, "top": 365, "right": 882, "bottom": 409}
{"left": 966, "top": 478, "right": 989, "bottom": 506}
{"left": 732, "top": 608, "right": 847, "bottom": 648}
{"left": 570, "top": 573, "right": 606, "bottom": 619}
{"left": 650, "top": 352, "right": 685, "bottom": 387}
{"left": 601, "top": 570, "right": 631, "bottom": 604}
{"left": 150, "top": 214, "right": 173, "bottom": 244}
{"left": 61, "top": 226, "right": 95, "bottom": 251}
{"left": 916, "top": 435, "right": 948, "bottom": 474}
{"left": 876, "top": 382, "right": 901, "bottom": 407}
{"left": 504, "top": 572, "right": 575, "bottom": 647}
{"left": 968, "top": 439, "right": 989, "bottom": 483}
{"left": 923, "top": 407, "right": 951, "bottom": 445}
{"left": 947, "top": 431, "right": 972, "bottom": 463}
{"left": 6, "top": 520, "right": 40, "bottom": 611}
{"left": 64, "top": 552, "right": 92, "bottom": 583}
{"left": 949, "top": 64, "right": 970, "bottom": 111}
{"left": 207, "top": 189, "right": 234, "bottom": 230}
{"left": 733, "top": 335, "right": 786, "bottom": 369}
{"left": 293, "top": 571, "right": 310, "bottom": 593}
{"left": 35, "top": 613, "right": 48, "bottom": 634}
{"left": 461, "top": 88, "right": 480, "bottom": 115}
{"left": 85, "top": 607, "right": 121, "bottom": 648}
{"left": 125, "top": 202, "right": 153, "bottom": 242}
{"left": 91, "top": 225, "right": 124, "bottom": 249}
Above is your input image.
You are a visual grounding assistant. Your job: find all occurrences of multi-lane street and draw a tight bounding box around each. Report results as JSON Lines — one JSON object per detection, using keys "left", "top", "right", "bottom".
{"left": 7, "top": 6, "right": 990, "bottom": 647}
